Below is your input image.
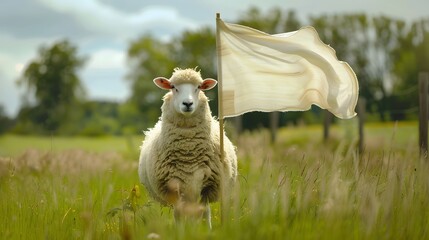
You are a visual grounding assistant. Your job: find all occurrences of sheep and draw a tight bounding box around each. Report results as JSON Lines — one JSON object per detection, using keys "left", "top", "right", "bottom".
{"left": 138, "top": 68, "right": 237, "bottom": 228}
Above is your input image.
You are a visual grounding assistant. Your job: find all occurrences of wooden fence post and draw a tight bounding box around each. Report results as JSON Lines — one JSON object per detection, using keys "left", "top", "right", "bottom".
{"left": 419, "top": 72, "right": 429, "bottom": 159}
{"left": 323, "top": 110, "right": 332, "bottom": 141}
{"left": 270, "top": 112, "right": 279, "bottom": 143}
{"left": 357, "top": 97, "right": 366, "bottom": 154}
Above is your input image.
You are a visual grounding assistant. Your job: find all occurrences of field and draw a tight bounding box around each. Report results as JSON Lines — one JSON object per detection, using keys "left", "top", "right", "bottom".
{"left": 0, "top": 121, "right": 428, "bottom": 239}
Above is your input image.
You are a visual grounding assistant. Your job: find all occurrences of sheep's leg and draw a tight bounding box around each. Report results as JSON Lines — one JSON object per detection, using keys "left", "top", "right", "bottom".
{"left": 203, "top": 204, "right": 212, "bottom": 229}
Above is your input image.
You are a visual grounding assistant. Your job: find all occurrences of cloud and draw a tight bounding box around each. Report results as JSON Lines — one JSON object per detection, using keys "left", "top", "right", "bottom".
{"left": 0, "top": 34, "right": 55, "bottom": 116}
{"left": 87, "top": 49, "right": 125, "bottom": 70}
{"left": 80, "top": 48, "right": 129, "bottom": 101}
{"left": 0, "top": 0, "right": 91, "bottom": 39}
{"left": 0, "top": 66, "right": 23, "bottom": 116}
{"left": 38, "top": 0, "right": 199, "bottom": 39}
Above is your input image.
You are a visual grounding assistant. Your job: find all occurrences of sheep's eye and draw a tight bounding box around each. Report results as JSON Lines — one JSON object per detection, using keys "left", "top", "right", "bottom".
{"left": 171, "top": 85, "right": 178, "bottom": 93}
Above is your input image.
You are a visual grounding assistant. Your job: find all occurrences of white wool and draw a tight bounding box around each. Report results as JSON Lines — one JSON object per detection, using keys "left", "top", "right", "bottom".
{"left": 169, "top": 67, "right": 204, "bottom": 86}
{"left": 138, "top": 68, "right": 237, "bottom": 227}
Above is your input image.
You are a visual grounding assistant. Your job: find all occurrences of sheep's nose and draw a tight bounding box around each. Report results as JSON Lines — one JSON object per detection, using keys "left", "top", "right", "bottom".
{"left": 183, "top": 101, "right": 193, "bottom": 108}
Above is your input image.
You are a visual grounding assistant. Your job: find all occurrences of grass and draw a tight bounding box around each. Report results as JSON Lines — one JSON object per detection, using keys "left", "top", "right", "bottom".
{"left": 0, "top": 134, "right": 142, "bottom": 157}
{"left": 0, "top": 121, "right": 428, "bottom": 239}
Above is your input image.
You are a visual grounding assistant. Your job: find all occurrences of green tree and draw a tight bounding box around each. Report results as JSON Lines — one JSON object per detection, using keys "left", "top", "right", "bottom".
{"left": 309, "top": 14, "right": 420, "bottom": 121}
{"left": 172, "top": 27, "right": 218, "bottom": 114}
{"left": 78, "top": 101, "right": 121, "bottom": 136}
{"left": 0, "top": 105, "right": 13, "bottom": 134}
{"left": 172, "top": 27, "right": 217, "bottom": 76}
{"left": 126, "top": 35, "right": 176, "bottom": 130}
{"left": 16, "top": 39, "right": 86, "bottom": 134}
{"left": 390, "top": 19, "right": 429, "bottom": 120}
{"left": 237, "top": 7, "right": 283, "bottom": 33}
{"left": 126, "top": 30, "right": 219, "bottom": 130}
{"left": 370, "top": 16, "right": 402, "bottom": 120}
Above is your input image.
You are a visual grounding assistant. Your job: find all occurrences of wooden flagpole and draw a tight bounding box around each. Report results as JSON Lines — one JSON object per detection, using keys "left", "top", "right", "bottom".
{"left": 215, "top": 12, "right": 226, "bottom": 223}
{"left": 216, "top": 13, "right": 224, "bottom": 162}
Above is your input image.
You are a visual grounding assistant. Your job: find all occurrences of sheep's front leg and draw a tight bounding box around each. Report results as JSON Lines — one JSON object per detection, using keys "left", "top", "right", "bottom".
{"left": 203, "top": 204, "right": 212, "bottom": 229}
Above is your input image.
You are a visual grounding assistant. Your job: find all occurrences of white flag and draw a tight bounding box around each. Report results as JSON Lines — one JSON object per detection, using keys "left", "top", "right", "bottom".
{"left": 216, "top": 18, "right": 359, "bottom": 119}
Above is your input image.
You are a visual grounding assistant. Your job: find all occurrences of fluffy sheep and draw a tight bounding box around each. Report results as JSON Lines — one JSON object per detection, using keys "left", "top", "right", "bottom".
{"left": 138, "top": 68, "right": 237, "bottom": 228}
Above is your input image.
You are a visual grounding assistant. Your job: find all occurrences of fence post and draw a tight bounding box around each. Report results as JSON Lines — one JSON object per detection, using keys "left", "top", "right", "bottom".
{"left": 270, "top": 112, "right": 279, "bottom": 143}
{"left": 419, "top": 72, "right": 429, "bottom": 159}
{"left": 357, "top": 97, "right": 366, "bottom": 154}
{"left": 323, "top": 110, "right": 332, "bottom": 141}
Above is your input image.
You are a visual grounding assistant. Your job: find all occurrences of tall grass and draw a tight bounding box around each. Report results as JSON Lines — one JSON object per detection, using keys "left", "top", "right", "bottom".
{"left": 0, "top": 150, "right": 139, "bottom": 239}
{"left": 0, "top": 122, "right": 428, "bottom": 239}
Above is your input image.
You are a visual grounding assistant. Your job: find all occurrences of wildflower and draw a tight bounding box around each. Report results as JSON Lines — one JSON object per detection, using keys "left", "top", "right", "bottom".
{"left": 124, "top": 185, "right": 141, "bottom": 212}
{"left": 107, "top": 185, "right": 141, "bottom": 218}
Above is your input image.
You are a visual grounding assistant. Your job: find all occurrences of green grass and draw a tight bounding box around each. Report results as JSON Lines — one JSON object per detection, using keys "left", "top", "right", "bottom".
{"left": 0, "top": 121, "right": 418, "bottom": 157}
{"left": 0, "top": 121, "right": 428, "bottom": 239}
{"left": 0, "top": 134, "right": 142, "bottom": 158}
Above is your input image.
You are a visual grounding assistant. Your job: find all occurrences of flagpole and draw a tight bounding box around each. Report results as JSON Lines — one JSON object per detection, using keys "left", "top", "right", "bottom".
{"left": 215, "top": 12, "right": 226, "bottom": 224}
{"left": 216, "top": 13, "right": 224, "bottom": 163}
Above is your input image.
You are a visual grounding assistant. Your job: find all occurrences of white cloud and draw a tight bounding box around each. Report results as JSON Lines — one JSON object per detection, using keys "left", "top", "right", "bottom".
{"left": 80, "top": 48, "right": 129, "bottom": 101}
{"left": 87, "top": 49, "right": 125, "bottom": 70}
{"left": 0, "top": 34, "right": 54, "bottom": 116}
{"left": 0, "top": 67, "right": 22, "bottom": 116}
{"left": 37, "top": 0, "right": 199, "bottom": 39}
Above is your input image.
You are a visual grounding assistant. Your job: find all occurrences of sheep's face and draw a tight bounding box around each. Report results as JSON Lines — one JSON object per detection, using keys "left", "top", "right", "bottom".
{"left": 172, "top": 83, "right": 200, "bottom": 115}
{"left": 154, "top": 77, "right": 217, "bottom": 116}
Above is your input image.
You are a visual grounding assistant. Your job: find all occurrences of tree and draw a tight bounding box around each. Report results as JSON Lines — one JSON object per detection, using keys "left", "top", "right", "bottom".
{"left": 0, "top": 105, "right": 13, "bottom": 134}
{"left": 308, "top": 14, "right": 424, "bottom": 121}
{"left": 78, "top": 101, "right": 121, "bottom": 136}
{"left": 16, "top": 39, "right": 86, "bottom": 134}
{"left": 126, "top": 30, "right": 219, "bottom": 130}
{"left": 390, "top": 19, "right": 429, "bottom": 120}
{"left": 126, "top": 35, "right": 176, "bottom": 130}
{"left": 237, "top": 7, "right": 283, "bottom": 33}
{"left": 172, "top": 27, "right": 218, "bottom": 114}
{"left": 172, "top": 27, "right": 217, "bottom": 77}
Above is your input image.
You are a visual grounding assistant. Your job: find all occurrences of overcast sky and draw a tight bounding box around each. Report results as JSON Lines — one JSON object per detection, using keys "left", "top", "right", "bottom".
{"left": 0, "top": 0, "right": 427, "bottom": 117}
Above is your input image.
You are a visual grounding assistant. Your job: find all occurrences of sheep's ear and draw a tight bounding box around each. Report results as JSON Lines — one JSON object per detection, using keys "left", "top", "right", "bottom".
{"left": 199, "top": 78, "right": 217, "bottom": 91}
{"left": 153, "top": 77, "right": 173, "bottom": 90}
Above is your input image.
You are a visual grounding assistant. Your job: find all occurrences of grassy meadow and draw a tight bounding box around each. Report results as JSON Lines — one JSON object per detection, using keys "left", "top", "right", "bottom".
{"left": 0, "top": 121, "right": 428, "bottom": 239}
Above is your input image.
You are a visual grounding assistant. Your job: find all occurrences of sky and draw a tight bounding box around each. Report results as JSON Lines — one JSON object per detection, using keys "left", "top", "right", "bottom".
{"left": 0, "top": 0, "right": 427, "bottom": 117}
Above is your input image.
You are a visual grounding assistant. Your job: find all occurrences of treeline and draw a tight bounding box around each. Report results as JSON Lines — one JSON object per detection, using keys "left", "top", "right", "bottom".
{"left": 1, "top": 7, "right": 428, "bottom": 136}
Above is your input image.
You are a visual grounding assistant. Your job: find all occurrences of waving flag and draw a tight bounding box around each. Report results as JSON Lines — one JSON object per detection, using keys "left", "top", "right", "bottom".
{"left": 215, "top": 15, "right": 359, "bottom": 119}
